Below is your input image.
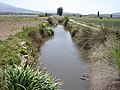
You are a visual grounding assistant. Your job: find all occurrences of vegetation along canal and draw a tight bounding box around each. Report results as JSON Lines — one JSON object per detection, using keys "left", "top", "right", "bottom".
{"left": 39, "top": 25, "right": 90, "bottom": 90}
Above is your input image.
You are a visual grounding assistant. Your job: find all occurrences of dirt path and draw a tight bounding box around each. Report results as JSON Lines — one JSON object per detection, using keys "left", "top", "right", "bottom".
{"left": 90, "top": 60, "right": 119, "bottom": 90}
{"left": 69, "top": 19, "right": 100, "bottom": 30}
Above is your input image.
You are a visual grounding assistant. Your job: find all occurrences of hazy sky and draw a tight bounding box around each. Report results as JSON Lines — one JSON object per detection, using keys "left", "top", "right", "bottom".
{"left": 0, "top": 0, "right": 119, "bottom": 14}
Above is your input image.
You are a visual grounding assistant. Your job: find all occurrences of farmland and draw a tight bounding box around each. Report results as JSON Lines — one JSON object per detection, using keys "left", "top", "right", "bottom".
{"left": 0, "top": 15, "right": 47, "bottom": 40}
{"left": 69, "top": 16, "right": 120, "bottom": 29}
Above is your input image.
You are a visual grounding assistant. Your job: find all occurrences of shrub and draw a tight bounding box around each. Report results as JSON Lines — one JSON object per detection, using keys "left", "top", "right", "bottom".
{"left": 46, "top": 27, "right": 54, "bottom": 35}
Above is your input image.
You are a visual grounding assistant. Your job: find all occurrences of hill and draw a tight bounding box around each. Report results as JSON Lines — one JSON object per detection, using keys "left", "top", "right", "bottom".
{"left": 113, "top": 12, "right": 120, "bottom": 16}
{"left": 0, "top": 2, "right": 42, "bottom": 14}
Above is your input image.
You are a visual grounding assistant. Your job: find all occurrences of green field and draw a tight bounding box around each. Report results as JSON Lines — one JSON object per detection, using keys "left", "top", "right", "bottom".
{"left": 69, "top": 16, "right": 120, "bottom": 29}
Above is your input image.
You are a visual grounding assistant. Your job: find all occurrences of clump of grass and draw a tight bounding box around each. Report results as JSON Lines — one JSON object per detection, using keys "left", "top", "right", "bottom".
{"left": 77, "top": 27, "right": 120, "bottom": 50}
{"left": 78, "top": 27, "right": 120, "bottom": 68}
{"left": 112, "top": 44, "right": 120, "bottom": 69}
{"left": 0, "top": 65, "right": 62, "bottom": 90}
{"left": 28, "top": 31, "right": 42, "bottom": 43}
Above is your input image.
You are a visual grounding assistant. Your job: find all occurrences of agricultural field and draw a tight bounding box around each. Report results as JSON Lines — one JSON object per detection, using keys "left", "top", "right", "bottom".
{"left": 69, "top": 16, "right": 120, "bottom": 29}
{"left": 0, "top": 15, "right": 47, "bottom": 40}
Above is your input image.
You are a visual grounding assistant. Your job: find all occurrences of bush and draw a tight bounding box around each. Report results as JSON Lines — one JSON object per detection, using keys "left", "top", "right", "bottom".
{"left": 47, "top": 16, "right": 58, "bottom": 26}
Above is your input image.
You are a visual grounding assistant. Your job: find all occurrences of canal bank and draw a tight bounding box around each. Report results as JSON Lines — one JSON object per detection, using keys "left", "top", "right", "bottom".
{"left": 64, "top": 18, "right": 120, "bottom": 90}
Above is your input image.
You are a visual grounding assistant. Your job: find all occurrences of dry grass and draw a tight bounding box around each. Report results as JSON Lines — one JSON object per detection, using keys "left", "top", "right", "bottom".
{"left": 65, "top": 18, "right": 120, "bottom": 90}
{"left": 0, "top": 15, "right": 47, "bottom": 40}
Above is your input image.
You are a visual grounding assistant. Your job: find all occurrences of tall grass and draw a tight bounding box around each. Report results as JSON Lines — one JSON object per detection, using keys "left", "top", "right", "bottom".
{"left": 78, "top": 27, "right": 120, "bottom": 49}
{"left": 112, "top": 44, "right": 120, "bottom": 69}
{"left": 77, "top": 26, "right": 120, "bottom": 64}
{"left": 65, "top": 19, "right": 120, "bottom": 69}
{"left": 0, "top": 65, "right": 61, "bottom": 90}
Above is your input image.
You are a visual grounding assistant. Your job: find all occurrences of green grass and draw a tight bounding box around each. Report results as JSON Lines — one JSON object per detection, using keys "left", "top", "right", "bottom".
{"left": 0, "top": 65, "right": 61, "bottom": 90}
{"left": 0, "top": 21, "right": 54, "bottom": 67}
{"left": 0, "top": 20, "right": 62, "bottom": 90}
{"left": 70, "top": 16, "right": 120, "bottom": 29}
{"left": 112, "top": 45, "right": 120, "bottom": 69}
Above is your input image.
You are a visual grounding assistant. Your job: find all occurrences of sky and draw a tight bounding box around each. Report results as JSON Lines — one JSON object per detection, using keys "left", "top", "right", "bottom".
{"left": 0, "top": 0, "right": 120, "bottom": 15}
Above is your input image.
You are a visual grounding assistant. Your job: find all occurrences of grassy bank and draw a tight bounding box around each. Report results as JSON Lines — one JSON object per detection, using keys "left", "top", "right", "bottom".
{"left": 64, "top": 17, "right": 120, "bottom": 89}
{"left": 0, "top": 21, "right": 54, "bottom": 67}
{"left": 0, "top": 18, "right": 61, "bottom": 90}
{"left": 65, "top": 17, "right": 120, "bottom": 68}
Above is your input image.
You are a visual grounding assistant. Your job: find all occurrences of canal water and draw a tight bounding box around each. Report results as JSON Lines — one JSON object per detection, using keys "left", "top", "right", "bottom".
{"left": 39, "top": 25, "right": 89, "bottom": 90}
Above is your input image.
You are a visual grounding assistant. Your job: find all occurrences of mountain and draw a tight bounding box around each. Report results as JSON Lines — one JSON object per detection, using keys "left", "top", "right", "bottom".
{"left": 112, "top": 12, "right": 120, "bottom": 16}
{"left": 63, "top": 12, "right": 81, "bottom": 16}
{"left": 0, "top": 2, "right": 42, "bottom": 14}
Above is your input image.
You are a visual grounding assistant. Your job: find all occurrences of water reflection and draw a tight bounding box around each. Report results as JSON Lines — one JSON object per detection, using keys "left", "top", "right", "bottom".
{"left": 39, "top": 25, "right": 90, "bottom": 90}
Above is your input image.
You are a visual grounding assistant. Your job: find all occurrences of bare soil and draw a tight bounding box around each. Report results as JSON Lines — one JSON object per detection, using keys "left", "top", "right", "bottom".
{"left": 0, "top": 15, "right": 47, "bottom": 40}
{"left": 89, "top": 60, "right": 119, "bottom": 90}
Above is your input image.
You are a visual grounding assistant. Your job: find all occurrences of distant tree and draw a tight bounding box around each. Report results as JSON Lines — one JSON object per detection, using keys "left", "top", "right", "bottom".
{"left": 73, "top": 14, "right": 75, "bottom": 16}
{"left": 110, "top": 14, "right": 113, "bottom": 18}
{"left": 57, "top": 7, "right": 63, "bottom": 16}
{"left": 98, "top": 11, "right": 99, "bottom": 17}
{"left": 80, "top": 14, "right": 82, "bottom": 17}
{"left": 45, "top": 12, "right": 48, "bottom": 17}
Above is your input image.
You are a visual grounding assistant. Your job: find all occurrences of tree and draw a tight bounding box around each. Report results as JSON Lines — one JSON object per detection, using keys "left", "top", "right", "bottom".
{"left": 80, "top": 14, "right": 82, "bottom": 17}
{"left": 98, "top": 11, "right": 99, "bottom": 17}
{"left": 57, "top": 7, "right": 63, "bottom": 16}
{"left": 110, "top": 14, "right": 113, "bottom": 18}
{"left": 73, "top": 14, "right": 75, "bottom": 16}
{"left": 45, "top": 12, "right": 48, "bottom": 17}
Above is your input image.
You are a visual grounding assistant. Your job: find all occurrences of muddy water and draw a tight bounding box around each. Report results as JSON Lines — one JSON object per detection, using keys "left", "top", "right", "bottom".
{"left": 39, "top": 25, "right": 90, "bottom": 90}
